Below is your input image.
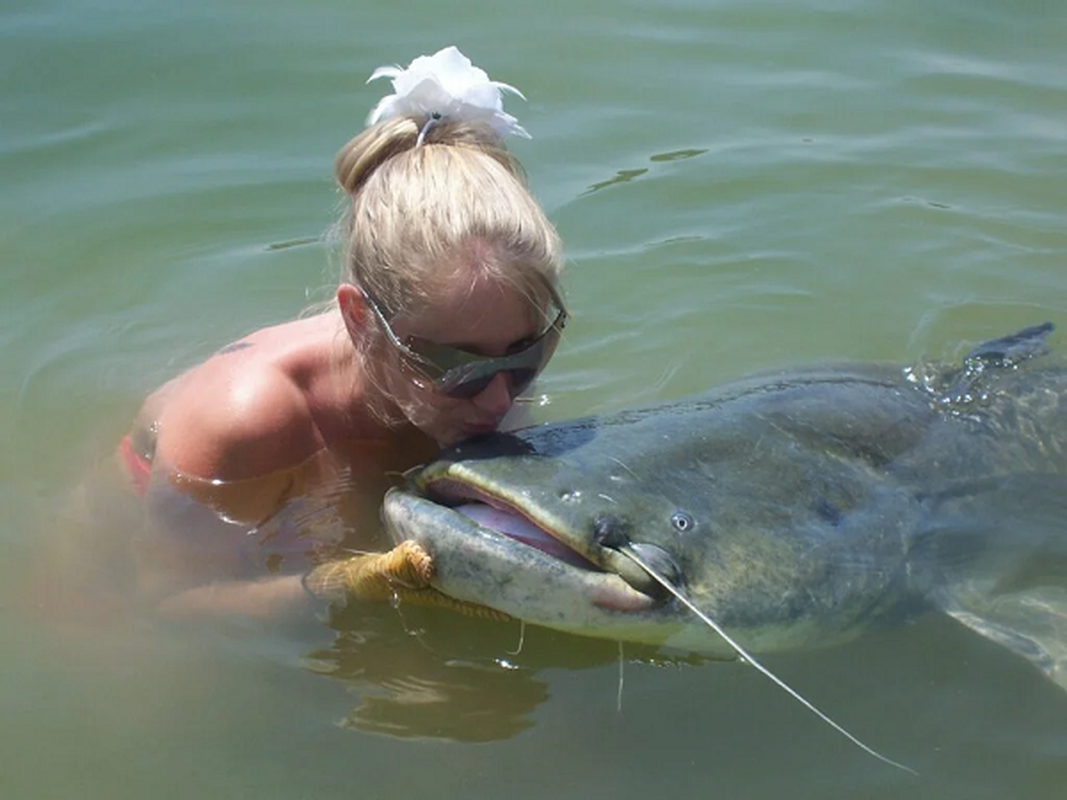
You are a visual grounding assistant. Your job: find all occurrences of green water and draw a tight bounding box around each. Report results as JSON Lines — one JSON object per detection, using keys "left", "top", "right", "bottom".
{"left": 3, "top": 0, "right": 1066, "bottom": 796}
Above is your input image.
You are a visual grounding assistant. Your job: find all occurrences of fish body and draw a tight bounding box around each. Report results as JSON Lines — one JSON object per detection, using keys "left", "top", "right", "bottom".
{"left": 383, "top": 326, "right": 1067, "bottom": 678}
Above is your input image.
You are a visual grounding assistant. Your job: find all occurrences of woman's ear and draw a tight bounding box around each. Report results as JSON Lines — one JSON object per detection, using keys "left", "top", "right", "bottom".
{"left": 337, "top": 284, "right": 368, "bottom": 340}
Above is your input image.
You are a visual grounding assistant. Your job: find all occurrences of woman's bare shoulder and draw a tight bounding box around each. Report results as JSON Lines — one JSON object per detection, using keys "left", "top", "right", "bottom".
{"left": 152, "top": 349, "right": 322, "bottom": 482}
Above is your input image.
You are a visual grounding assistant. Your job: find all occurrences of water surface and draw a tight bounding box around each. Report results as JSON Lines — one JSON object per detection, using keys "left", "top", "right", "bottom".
{"left": 3, "top": 0, "right": 1066, "bottom": 797}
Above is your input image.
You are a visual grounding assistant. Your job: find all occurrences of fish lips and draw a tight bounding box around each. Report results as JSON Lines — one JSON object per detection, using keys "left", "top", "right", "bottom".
{"left": 381, "top": 486, "right": 660, "bottom": 615}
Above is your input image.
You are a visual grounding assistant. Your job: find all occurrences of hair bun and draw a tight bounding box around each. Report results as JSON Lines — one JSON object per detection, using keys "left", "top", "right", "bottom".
{"left": 334, "top": 117, "right": 419, "bottom": 196}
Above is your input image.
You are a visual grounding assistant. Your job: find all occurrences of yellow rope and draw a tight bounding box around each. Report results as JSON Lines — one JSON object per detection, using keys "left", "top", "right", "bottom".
{"left": 303, "top": 540, "right": 511, "bottom": 622}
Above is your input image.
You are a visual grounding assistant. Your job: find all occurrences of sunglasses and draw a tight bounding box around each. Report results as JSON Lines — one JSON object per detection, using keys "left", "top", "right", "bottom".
{"left": 362, "top": 288, "right": 566, "bottom": 400}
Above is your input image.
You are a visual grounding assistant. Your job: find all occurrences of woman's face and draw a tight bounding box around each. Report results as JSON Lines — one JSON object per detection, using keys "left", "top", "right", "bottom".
{"left": 381, "top": 272, "right": 552, "bottom": 446}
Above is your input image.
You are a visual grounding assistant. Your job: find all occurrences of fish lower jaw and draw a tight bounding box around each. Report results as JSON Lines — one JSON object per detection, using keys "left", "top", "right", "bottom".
{"left": 590, "top": 582, "right": 659, "bottom": 612}
{"left": 382, "top": 490, "right": 663, "bottom": 621}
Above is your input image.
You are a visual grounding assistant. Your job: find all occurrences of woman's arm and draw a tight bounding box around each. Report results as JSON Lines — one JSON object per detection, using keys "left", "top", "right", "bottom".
{"left": 155, "top": 574, "right": 313, "bottom": 621}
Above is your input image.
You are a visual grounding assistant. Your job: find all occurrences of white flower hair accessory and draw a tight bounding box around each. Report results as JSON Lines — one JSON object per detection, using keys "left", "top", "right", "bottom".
{"left": 366, "top": 46, "right": 530, "bottom": 144}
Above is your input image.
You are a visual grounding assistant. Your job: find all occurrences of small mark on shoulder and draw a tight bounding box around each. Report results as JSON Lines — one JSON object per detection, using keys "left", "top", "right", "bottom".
{"left": 218, "top": 341, "right": 254, "bottom": 355}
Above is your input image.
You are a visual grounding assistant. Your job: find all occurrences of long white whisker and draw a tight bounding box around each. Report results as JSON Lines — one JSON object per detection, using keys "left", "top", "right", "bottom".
{"left": 507, "top": 620, "right": 527, "bottom": 656}
{"left": 619, "top": 545, "right": 918, "bottom": 776}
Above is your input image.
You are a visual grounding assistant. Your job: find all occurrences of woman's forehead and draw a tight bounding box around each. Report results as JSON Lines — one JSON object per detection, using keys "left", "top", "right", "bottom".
{"left": 401, "top": 271, "right": 544, "bottom": 351}
{"left": 435, "top": 238, "right": 552, "bottom": 304}
{"left": 428, "top": 257, "right": 546, "bottom": 311}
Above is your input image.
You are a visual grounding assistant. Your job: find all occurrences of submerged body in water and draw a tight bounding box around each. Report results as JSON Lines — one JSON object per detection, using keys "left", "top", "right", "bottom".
{"left": 383, "top": 324, "right": 1067, "bottom": 687}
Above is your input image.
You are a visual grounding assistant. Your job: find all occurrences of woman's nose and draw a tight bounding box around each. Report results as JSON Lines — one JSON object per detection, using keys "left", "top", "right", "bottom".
{"left": 470, "top": 372, "right": 513, "bottom": 416}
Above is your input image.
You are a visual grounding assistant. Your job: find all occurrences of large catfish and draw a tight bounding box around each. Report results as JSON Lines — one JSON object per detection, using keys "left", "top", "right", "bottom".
{"left": 383, "top": 324, "right": 1067, "bottom": 688}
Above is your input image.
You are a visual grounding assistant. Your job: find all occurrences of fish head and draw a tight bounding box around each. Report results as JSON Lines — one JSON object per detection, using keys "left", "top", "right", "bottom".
{"left": 384, "top": 382, "right": 922, "bottom": 655}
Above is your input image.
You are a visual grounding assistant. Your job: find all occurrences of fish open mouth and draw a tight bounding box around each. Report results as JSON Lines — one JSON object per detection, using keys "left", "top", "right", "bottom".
{"left": 423, "top": 478, "right": 601, "bottom": 570}
{"left": 411, "top": 478, "right": 659, "bottom": 613}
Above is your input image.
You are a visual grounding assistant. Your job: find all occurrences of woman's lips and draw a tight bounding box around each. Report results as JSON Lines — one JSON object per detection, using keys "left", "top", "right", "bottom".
{"left": 462, "top": 419, "right": 502, "bottom": 436}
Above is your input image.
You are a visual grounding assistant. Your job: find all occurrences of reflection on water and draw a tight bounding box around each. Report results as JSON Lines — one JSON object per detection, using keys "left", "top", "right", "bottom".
{"left": 306, "top": 599, "right": 711, "bottom": 742}
{"left": 310, "top": 606, "right": 550, "bottom": 742}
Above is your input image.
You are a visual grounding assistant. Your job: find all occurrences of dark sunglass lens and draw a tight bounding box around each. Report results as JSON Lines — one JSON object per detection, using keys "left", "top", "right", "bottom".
{"left": 445, "top": 374, "right": 496, "bottom": 400}
{"left": 508, "top": 369, "right": 537, "bottom": 396}
{"left": 444, "top": 368, "right": 540, "bottom": 401}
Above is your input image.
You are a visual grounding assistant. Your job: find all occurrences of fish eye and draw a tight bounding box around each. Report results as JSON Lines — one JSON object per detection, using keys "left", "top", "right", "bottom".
{"left": 670, "top": 511, "right": 694, "bottom": 532}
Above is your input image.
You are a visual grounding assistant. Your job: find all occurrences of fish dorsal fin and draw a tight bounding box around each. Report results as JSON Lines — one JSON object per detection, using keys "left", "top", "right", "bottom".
{"left": 939, "top": 322, "right": 1056, "bottom": 411}
{"left": 962, "top": 321, "right": 1055, "bottom": 370}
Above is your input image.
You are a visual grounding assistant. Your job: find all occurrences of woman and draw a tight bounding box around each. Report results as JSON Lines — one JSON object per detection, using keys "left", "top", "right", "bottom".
{"left": 116, "top": 48, "right": 566, "bottom": 616}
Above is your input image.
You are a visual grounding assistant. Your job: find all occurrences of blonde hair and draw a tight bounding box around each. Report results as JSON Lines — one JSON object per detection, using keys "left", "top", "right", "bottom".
{"left": 330, "top": 115, "right": 564, "bottom": 423}
{"left": 334, "top": 116, "right": 564, "bottom": 325}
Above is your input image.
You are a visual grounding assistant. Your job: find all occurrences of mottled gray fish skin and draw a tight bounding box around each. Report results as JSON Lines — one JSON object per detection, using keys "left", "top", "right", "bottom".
{"left": 383, "top": 325, "right": 1067, "bottom": 668}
